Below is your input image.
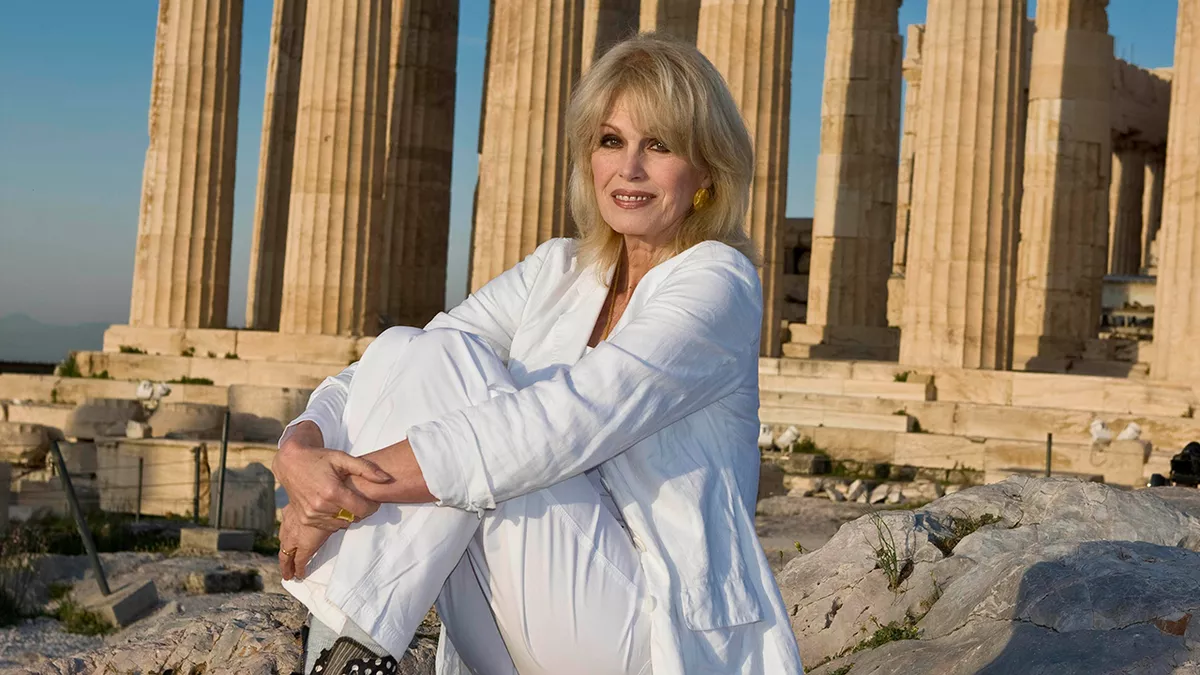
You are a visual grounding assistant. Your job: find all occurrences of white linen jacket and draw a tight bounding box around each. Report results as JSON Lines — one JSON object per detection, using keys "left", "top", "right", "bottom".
{"left": 292, "top": 238, "right": 805, "bottom": 674}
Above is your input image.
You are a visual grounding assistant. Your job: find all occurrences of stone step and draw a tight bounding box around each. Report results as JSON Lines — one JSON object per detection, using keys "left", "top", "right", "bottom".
{"left": 765, "top": 424, "right": 1148, "bottom": 488}
{"left": 759, "top": 373, "right": 933, "bottom": 401}
{"left": 71, "top": 351, "right": 339, "bottom": 389}
{"left": 0, "top": 373, "right": 227, "bottom": 406}
{"left": 759, "top": 406, "right": 913, "bottom": 433}
{"left": 102, "top": 324, "right": 375, "bottom": 366}
{"left": 759, "top": 389, "right": 1200, "bottom": 454}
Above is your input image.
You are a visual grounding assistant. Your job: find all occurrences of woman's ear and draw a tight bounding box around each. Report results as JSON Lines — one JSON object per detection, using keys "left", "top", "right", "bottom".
{"left": 700, "top": 171, "right": 713, "bottom": 191}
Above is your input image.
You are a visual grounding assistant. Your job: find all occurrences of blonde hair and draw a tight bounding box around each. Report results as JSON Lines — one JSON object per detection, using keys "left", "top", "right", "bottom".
{"left": 566, "top": 33, "right": 758, "bottom": 274}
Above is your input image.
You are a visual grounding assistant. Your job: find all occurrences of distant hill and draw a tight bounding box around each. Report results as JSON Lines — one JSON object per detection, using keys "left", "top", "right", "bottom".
{"left": 0, "top": 313, "right": 110, "bottom": 364}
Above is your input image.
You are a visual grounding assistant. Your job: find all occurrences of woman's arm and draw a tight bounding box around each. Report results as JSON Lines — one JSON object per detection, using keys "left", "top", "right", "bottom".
{"left": 355, "top": 244, "right": 762, "bottom": 511}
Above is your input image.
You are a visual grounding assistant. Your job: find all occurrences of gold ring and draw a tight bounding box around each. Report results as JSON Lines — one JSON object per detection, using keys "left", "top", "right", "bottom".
{"left": 282, "top": 547, "right": 298, "bottom": 558}
{"left": 335, "top": 508, "right": 357, "bottom": 523}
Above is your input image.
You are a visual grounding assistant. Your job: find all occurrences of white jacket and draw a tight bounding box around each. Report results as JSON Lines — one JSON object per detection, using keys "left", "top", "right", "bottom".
{"left": 292, "top": 238, "right": 805, "bottom": 674}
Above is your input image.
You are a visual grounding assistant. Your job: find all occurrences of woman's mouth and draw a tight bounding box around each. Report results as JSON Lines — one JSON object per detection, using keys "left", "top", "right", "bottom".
{"left": 612, "top": 191, "right": 654, "bottom": 209}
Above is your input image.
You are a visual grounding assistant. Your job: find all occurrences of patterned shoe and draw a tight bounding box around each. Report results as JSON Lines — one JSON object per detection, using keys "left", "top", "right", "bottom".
{"left": 310, "top": 636, "right": 398, "bottom": 675}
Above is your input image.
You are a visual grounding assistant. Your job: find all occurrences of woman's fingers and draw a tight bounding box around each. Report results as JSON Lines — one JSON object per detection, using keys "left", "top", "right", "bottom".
{"left": 328, "top": 452, "right": 393, "bottom": 484}
{"left": 279, "top": 507, "right": 335, "bottom": 581}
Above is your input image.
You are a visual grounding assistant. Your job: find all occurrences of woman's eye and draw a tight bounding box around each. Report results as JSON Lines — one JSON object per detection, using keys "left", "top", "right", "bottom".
{"left": 648, "top": 139, "right": 669, "bottom": 153}
{"left": 599, "top": 134, "right": 621, "bottom": 148}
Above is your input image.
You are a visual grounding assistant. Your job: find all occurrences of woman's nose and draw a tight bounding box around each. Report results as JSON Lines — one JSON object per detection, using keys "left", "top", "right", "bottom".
{"left": 619, "top": 149, "right": 645, "bottom": 180}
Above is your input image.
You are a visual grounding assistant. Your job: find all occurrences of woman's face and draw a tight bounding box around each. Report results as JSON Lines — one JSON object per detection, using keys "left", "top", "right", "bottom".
{"left": 591, "top": 94, "right": 711, "bottom": 247}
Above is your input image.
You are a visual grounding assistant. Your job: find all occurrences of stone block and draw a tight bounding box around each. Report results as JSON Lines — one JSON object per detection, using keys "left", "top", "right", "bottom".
{"left": 774, "top": 358, "right": 854, "bottom": 380}
{"left": 811, "top": 427, "right": 896, "bottom": 463}
{"left": 17, "top": 477, "right": 99, "bottom": 516}
{"left": 57, "top": 441, "right": 97, "bottom": 476}
{"left": 782, "top": 452, "right": 832, "bottom": 475}
{"left": 66, "top": 398, "right": 146, "bottom": 439}
{"left": 758, "top": 462, "right": 786, "bottom": 501}
{"left": 4, "top": 403, "right": 72, "bottom": 435}
{"left": 929, "top": 368, "right": 1014, "bottom": 406}
{"left": 234, "top": 331, "right": 359, "bottom": 365}
{"left": 179, "top": 527, "right": 255, "bottom": 552}
{"left": 227, "top": 384, "right": 312, "bottom": 443}
{"left": 0, "top": 422, "right": 51, "bottom": 463}
{"left": 125, "top": 421, "right": 151, "bottom": 439}
{"left": 148, "top": 403, "right": 226, "bottom": 440}
{"left": 759, "top": 406, "right": 912, "bottom": 433}
{"left": 208, "top": 462, "right": 275, "bottom": 534}
{"left": 184, "top": 568, "right": 262, "bottom": 594}
{"left": 75, "top": 578, "right": 159, "bottom": 628}
{"left": 842, "top": 379, "right": 934, "bottom": 402}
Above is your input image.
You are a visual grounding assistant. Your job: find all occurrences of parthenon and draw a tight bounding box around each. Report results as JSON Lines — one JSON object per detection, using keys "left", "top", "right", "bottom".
{"left": 23, "top": 0, "right": 1197, "bottom": 496}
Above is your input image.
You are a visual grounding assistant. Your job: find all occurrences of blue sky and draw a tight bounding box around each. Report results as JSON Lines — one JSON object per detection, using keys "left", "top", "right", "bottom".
{"left": 0, "top": 1, "right": 1180, "bottom": 327}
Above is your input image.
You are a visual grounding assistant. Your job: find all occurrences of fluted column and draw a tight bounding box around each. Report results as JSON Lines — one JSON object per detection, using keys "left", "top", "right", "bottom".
{"left": 469, "top": 0, "right": 585, "bottom": 292}
{"left": 584, "top": 0, "right": 640, "bottom": 69}
{"left": 245, "top": 0, "right": 306, "bottom": 331}
{"left": 892, "top": 24, "right": 924, "bottom": 278}
{"left": 1142, "top": 150, "right": 1165, "bottom": 271}
{"left": 801, "top": 0, "right": 902, "bottom": 358}
{"left": 278, "top": 0, "right": 391, "bottom": 336}
{"left": 130, "top": 0, "right": 242, "bottom": 329}
{"left": 1153, "top": 0, "right": 1200, "bottom": 382}
{"left": 1011, "top": 0, "right": 1112, "bottom": 369}
{"left": 1108, "top": 144, "right": 1146, "bottom": 276}
{"left": 899, "top": 0, "right": 1029, "bottom": 370}
{"left": 379, "top": 1, "right": 458, "bottom": 328}
{"left": 639, "top": 0, "right": 700, "bottom": 43}
{"left": 697, "top": 0, "right": 794, "bottom": 357}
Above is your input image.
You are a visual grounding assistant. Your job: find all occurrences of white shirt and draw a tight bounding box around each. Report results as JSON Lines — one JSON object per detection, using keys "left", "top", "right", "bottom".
{"left": 291, "top": 238, "right": 805, "bottom": 674}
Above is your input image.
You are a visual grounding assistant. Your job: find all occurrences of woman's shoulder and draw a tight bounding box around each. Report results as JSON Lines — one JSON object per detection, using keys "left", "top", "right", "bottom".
{"left": 672, "top": 240, "right": 759, "bottom": 278}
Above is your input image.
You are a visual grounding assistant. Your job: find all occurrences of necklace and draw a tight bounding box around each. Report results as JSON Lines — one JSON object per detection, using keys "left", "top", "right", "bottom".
{"left": 600, "top": 258, "right": 621, "bottom": 342}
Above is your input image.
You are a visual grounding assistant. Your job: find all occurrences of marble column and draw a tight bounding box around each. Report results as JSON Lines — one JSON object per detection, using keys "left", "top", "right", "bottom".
{"left": 469, "top": 0, "right": 585, "bottom": 292}
{"left": 1142, "top": 150, "right": 1165, "bottom": 271}
{"left": 277, "top": 0, "right": 392, "bottom": 336}
{"left": 584, "top": 0, "right": 640, "bottom": 70}
{"left": 379, "top": 0, "right": 459, "bottom": 329}
{"left": 697, "top": 0, "right": 794, "bottom": 357}
{"left": 801, "top": 0, "right": 902, "bottom": 359}
{"left": 899, "top": 0, "right": 1029, "bottom": 370}
{"left": 1011, "top": 0, "right": 1112, "bottom": 369}
{"left": 887, "top": 24, "right": 924, "bottom": 329}
{"left": 639, "top": 0, "right": 700, "bottom": 43}
{"left": 245, "top": 0, "right": 306, "bottom": 331}
{"left": 1153, "top": 0, "right": 1200, "bottom": 382}
{"left": 1108, "top": 144, "right": 1146, "bottom": 276}
{"left": 129, "top": 0, "right": 243, "bottom": 329}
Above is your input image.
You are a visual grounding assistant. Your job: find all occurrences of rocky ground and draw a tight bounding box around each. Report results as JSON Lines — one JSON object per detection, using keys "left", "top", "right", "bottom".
{"left": 3, "top": 478, "right": 1200, "bottom": 674}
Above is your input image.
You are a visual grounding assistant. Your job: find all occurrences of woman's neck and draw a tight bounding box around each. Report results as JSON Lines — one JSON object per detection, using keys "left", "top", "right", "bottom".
{"left": 618, "top": 236, "right": 661, "bottom": 293}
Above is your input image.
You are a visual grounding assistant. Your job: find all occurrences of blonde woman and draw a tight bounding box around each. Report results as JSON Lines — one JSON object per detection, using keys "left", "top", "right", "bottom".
{"left": 273, "top": 34, "right": 805, "bottom": 675}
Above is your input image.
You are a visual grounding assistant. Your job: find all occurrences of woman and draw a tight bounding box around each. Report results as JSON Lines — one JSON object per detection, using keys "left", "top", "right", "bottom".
{"left": 273, "top": 34, "right": 806, "bottom": 675}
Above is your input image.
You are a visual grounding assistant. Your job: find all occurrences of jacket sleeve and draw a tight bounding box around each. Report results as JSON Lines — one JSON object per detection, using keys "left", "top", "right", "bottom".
{"left": 407, "top": 243, "right": 763, "bottom": 512}
{"left": 280, "top": 240, "right": 560, "bottom": 450}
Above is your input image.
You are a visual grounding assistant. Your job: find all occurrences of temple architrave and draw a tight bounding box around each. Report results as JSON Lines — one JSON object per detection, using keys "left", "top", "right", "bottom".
{"left": 44, "top": 0, "right": 1200, "bottom": 495}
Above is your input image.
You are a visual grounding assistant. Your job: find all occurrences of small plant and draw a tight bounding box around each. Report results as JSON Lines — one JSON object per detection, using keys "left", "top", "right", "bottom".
{"left": 168, "top": 376, "right": 214, "bottom": 385}
{"left": 180, "top": 347, "right": 195, "bottom": 357}
{"left": 88, "top": 370, "right": 112, "bottom": 380}
{"left": 851, "top": 616, "right": 920, "bottom": 653}
{"left": 893, "top": 370, "right": 912, "bottom": 383}
{"left": 206, "top": 351, "right": 217, "bottom": 358}
{"left": 792, "top": 437, "right": 822, "bottom": 455}
{"left": 50, "top": 388, "right": 59, "bottom": 404}
{"left": 224, "top": 352, "right": 239, "bottom": 360}
{"left": 911, "top": 418, "right": 924, "bottom": 433}
{"left": 1185, "top": 405, "right": 1195, "bottom": 419}
{"left": 830, "top": 665, "right": 854, "bottom": 675}
{"left": 931, "top": 512, "right": 1002, "bottom": 555}
{"left": 794, "top": 541, "right": 805, "bottom": 554}
{"left": 47, "top": 582, "right": 73, "bottom": 601}
{"left": 53, "top": 599, "right": 113, "bottom": 636}
{"left": 253, "top": 533, "right": 280, "bottom": 557}
{"left": 893, "top": 409, "right": 906, "bottom": 416}
{"left": 55, "top": 354, "right": 82, "bottom": 378}
{"left": 868, "top": 512, "right": 912, "bottom": 592}
{"left": 118, "top": 345, "right": 146, "bottom": 354}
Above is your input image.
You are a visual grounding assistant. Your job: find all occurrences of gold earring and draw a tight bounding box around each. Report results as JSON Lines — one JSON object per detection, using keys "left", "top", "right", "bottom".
{"left": 692, "top": 187, "right": 711, "bottom": 211}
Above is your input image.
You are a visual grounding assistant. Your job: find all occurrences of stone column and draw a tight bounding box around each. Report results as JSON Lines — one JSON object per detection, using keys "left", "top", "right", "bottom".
{"left": 697, "top": 0, "right": 794, "bottom": 357}
{"left": 584, "top": 0, "right": 640, "bottom": 70}
{"left": 379, "top": 1, "right": 459, "bottom": 329}
{"left": 245, "top": 0, "right": 306, "bottom": 331}
{"left": 129, "top": 0, "right": 243, "bottom": 329}
{"left": 1107, "top": 144, "right": 1146, "bottom": 276}
{"left": 1142, "top": 150, "right": 1165, "bottom": 271}
{"left": 469, "top": 0, "right": 585, "bottom": 292}
{"left": 639, "top": 0, "right": 700, "bottom": 43}
{"left": 799, "top": 0, "right": 902, "bottom": 360}
{"left": 888, "top": 24, "right": 924, "bottom": 329}
{"left": 1011, "top": 0, "right": 1112, "bottom": 370}
{"left": 1153, "top": 0, "right": 1200, "bottom": 382}
{"left": 899, "top": 0, "right": 1029, "bottom": 370}
{"left": 277, "top": 0, "right": 392, "bottom": 336}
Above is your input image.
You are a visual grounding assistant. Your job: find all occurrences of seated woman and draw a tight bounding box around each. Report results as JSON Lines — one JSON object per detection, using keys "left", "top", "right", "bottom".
{"left": 272, "top": 33, "right": 805, "bottom": 675}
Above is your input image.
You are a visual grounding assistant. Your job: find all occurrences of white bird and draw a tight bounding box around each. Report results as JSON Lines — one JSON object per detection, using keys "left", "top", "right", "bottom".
{"left": 1089, "top": 419, "right": 1114, "bottom": 444}
{"left": 135, "top": 380, "right": 172, "bottom": 402}
{"left": 1116, "top": 422, "right": 1142, "bottom": 441}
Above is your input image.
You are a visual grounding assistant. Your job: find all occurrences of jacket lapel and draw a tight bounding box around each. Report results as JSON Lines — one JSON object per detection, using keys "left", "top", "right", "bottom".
{"left": 555, "top": 261, "right": 614, "bottom": 365}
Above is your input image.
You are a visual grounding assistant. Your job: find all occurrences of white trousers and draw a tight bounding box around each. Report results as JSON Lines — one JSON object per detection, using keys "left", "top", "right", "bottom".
{"left": 283, "top": 328, "right": 652, "bottom": 675}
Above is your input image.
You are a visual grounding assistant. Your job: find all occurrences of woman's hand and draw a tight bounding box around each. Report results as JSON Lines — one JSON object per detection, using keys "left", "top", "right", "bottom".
{"left": 273, "top": 421, "right": 393, "bottom": 531}
{"left": 278, "top": 504, "right": 332, "bottom": 580}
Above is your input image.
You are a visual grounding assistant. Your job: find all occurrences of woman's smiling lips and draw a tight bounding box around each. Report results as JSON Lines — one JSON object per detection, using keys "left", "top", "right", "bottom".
{"left": 611, "top": 189, "right": 655, "bottom": 209}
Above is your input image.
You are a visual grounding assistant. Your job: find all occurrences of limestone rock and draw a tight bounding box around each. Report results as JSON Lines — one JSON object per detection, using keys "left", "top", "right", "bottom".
{"left": 184, "top": 568, "right": 263, "bottom": 595}
{"left": 65, "top": 399, "right": 145, "bottom": 440}
{"left": 825, "top": 487, "right": 846, "bottom": 502}
{"left": 208, "top": 462, "right": 276, "bottom": 534}
{"left": 783, "top": 476, "right": 1200, "bottom": 671}
{"left": 758, "top": 461, "right": 787, "bottom": 501}
{"left": 147, "top": 403, "right": 225, "bottom": 440}
{"left": 0, "top": 422, "right": 50, "bottom": 464}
